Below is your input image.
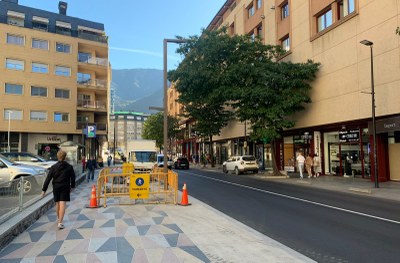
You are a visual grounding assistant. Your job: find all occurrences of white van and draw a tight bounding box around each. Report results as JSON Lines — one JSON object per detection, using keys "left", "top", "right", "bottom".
{"left": 157, "top": 154, "right": 173, "bottom": 169}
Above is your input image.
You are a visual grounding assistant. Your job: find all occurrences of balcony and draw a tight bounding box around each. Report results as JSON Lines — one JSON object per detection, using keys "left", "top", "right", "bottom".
{"left": 77, "top": 78, "right": 107, "bottom": 89}
{"left": 77, "top": 100, "right": 107, "bottom": 111}
{"left": 78, "top": 54, "right": 108, "bottom": 67}
{"left": 78, "top": 31, "right": 108, "bottom": 44}
{"left": 77, "top": 122, "right": 107, "bottom": 131}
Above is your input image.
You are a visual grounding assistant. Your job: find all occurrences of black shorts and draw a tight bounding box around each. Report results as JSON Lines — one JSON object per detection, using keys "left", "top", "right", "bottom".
{"left": 53, "top": 187, "right": 70, "bottom": 202}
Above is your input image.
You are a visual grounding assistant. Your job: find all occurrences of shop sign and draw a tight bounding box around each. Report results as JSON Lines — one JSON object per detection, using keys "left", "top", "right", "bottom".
{"left": 370, "top": 116, "right": 400, "bottom": 134}
{"left": 339, "top": 129, "right": 359, "bottom": 143}
{"left": 293, "top": 133, "right": 312, "bottom": 144}
{"left": 313, "top": 131, "right": 321, "bottom": 156}
{"left": 47, "top": 135, "right": 61, "bottom": 142}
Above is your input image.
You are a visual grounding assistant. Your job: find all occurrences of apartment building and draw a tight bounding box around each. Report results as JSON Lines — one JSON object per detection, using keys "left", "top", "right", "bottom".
{"left": 109, "top": 112, "right": 150, "bottom": 157}
{"left": 0, "top": 0, "right": 110, "bottom": 161}
{"left": 170, "top": 0, "right": 400, "bottom": 181}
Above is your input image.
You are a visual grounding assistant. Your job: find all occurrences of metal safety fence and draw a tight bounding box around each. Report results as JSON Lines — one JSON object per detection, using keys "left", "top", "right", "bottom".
{"left": 0, "top": 165, "right": 82, "bottom": 225}
{"left": 96, "top": 164, "right": 178, "bottom": 207}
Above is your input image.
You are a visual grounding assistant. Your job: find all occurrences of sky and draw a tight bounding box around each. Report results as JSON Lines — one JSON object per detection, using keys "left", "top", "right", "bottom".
{"left": 18, "top": 0, "right": 226, "bottom": 70}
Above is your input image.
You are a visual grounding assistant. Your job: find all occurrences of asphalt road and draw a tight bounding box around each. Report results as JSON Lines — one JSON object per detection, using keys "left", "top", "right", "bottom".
{"left": 175, "top": 168, "right": 400, "bottom": 263}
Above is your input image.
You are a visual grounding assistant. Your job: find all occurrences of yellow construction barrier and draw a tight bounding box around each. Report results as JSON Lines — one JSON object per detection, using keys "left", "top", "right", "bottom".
{"left": 122, "top": 162, "right": 134, "bottom": 174}
{"left": 96, "top": 166, "right": 178, "bottom": 207}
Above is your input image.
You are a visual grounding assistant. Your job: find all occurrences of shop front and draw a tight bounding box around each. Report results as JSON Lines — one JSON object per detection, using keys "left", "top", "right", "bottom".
{"left": 323, "top": 128, "right": 370, "bottom": 178}
{"left": 282, "top": 123, "right": 373, "bottom": 179}
{"left": 372, "top": 116, "right": 400, "bottom": 181}
{"left": 27, "top": 134, "right": 67, "bottom": 160}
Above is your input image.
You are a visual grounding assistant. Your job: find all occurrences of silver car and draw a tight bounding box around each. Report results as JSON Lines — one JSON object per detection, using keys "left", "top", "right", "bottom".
{"left": 2, "top": 152, "right": 56, "bottom": 169}
{"left": 0, "top": 153, "right": 46, "bottom": 194}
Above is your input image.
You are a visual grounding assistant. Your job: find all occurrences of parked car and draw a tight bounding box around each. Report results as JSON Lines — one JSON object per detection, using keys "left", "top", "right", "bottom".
{"left": 0, "top": 153, "right": 46, "bottom": 194}
{"left": 2, "top": 152, "right": 56, "bottom": 170}
{"left": 174, "top": 157, "right": 189, "bottom": 169}
{"left": 157, "top": 154, "right": 173, "bottom": 169}
{"left": 222, "top": 155, "right": 259, "bottom": 175}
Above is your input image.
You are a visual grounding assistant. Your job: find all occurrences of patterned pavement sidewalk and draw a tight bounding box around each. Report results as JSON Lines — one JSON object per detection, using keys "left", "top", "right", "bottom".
{"left": 0, "top": 172, "right": 314, "bottom": 263}
{"left": 0, "top": 183, "right": 211, "bottom": 263}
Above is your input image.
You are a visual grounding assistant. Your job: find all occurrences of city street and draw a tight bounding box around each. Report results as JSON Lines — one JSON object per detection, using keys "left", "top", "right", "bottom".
{"left": 176, "top": 167, "right": 400, "bottom": 263}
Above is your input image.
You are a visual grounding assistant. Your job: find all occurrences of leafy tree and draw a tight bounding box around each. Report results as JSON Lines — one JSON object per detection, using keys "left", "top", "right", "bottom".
{"left": 168, "top": 28, "right": 238, "bottom": 166}
{"left": 142, "top": 112, "right": 180, "bottom": 152}
{"left": 169, "top": 28, "right": 319, "bottom": 173}
{"left": 225, "top": 38, "right": 320, "bottom": 175}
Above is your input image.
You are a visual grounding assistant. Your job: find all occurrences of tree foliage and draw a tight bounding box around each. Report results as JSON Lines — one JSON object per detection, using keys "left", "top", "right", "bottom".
{"left": 169, "top": 28, "right": 319, "bottom": 173}
{"left": 142, "top": 112, "right": 180, "bottom": 151}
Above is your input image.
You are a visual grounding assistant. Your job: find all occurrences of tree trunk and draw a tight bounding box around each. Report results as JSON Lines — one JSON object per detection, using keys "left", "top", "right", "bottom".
{"left": 270, "top": 139, "right": 285, "bottom": 176}
{"left": 209, "top": 135, "right": 215, "bottom": 167}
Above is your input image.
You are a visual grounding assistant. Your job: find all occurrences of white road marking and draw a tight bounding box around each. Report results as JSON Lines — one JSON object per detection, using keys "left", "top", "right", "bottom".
{"left": 182, "top": 170, "right": 400, "bottom": 225}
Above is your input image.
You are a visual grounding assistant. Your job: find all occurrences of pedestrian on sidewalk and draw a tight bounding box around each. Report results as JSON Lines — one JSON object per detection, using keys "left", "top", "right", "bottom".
{"left": 313, "top": 153, "right": 321, "bottom": 177}
{"left": 305, "top": 153, "right": 314, "bottom": 178}
{"left": 296, "top": 152, "right": 305, "bottom": 179}
{"left": 86, "top": 156, "right": 96, "bottom": 182}
{"left": 107, "top": 155, "right": 112, "bottom": 167}
{"left": 41, "top": 150, "right": 75, "bottom": 229}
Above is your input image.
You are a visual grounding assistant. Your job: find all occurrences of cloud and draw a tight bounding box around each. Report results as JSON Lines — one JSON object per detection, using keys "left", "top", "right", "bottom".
{"left": 110, "top": 46, "right": 180, "bottom": 61}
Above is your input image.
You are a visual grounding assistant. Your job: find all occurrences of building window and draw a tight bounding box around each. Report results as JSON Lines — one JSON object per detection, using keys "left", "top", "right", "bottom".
{"left": 257, "top": 24, "right": 263, "bottom": 38}
{"left": 78, "top": 52, "right": 92, "bottom": 63}
{"left": 7, "top": 11, "right": 24, "bottom": 27}
{"left": 317, "top": 9, "right": 333, "bottom": 32}
{"left": 6, "top": 59, "right": 24, "bottom": 71}
{"left": 55, "top": 88, "right": 70, "bottom": 99}
{"left": 248, "top": 3, "right": 255, "bottom": 18}
{"left": 32, "top": 16, "right": 48, "bottom": 31}
{"left": 257, "top": 0, "right": 262, "bottom": 9}
{"left": 338, "top": 0, "right": 355, "bottom": 20}
{"left": 55, "top": 66, "right": 71, "bottom": 76}
{"left": 32, "top": 62, "right": 49, "bottom": 73}
{"left": 31, "top": 86, "right": 47, "bottom": 97}
{"left": 77, "top": 72, "right": 91, "bottom": 84}
{"left": 30, "top": 111, "right": 47, "bottom": 121}
{"left": 7, "top": 34, "right": 24, "bottom": 45}
{"left": 54, "top": 112, "right": 69, "bottom": 122}
{"left": 5, "top": 83, "right": 23, "bottom": 95}
{"left": 229, "top": 22, "right": 235, "bottom": 36}
{"left": 56, "top": 43, "right": 71, "bottom": 53}
{"left": 56, "top": 21, "right": 72, "bottom": 36}
{"left": 249, "top": 32, "right": 255, "bottom": 41}
{"left": 5, "top": 109, "right": 23, "bottom": 120}
{"left": 281, "top": 2, "right": 289, "bottom": 19}
{"left": 281, "top": 35, "right": 290, "bottom": 51}
{"left": 32, "top": 38, "right": 48, "bottom": 50}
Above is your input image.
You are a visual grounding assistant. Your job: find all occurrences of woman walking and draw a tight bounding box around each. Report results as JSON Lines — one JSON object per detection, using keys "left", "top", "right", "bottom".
{"left": 41, "top": 150, "right": 75, "bottom": 229}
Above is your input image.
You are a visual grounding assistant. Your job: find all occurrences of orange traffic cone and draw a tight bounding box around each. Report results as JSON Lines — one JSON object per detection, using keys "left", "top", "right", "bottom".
{"left": 86, "top": 185, "right": 99, "bottom": 208}
{"left": 179, "top": 183, "right": 191, "bottom": 206}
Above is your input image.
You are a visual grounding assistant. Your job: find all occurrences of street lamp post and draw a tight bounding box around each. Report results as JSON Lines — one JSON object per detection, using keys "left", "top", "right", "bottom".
{"left": 7, "top": 111, "right": 12, "bottom": 152}
{"left": 360, "top": 39, "right": 378, "bottom": 188}
{"left": 163, "top": 38, "right": 188, "bottom": 174}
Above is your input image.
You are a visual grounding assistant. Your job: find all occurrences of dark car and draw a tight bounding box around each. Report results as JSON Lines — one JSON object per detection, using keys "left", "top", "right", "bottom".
{"left": 174, "top": 157, "right": 189, "bottom": 169}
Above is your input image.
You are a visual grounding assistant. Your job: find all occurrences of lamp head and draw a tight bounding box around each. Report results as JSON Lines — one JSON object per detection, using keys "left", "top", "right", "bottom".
{"left": 360, "top": 40, "right": 373, "bottom": 46}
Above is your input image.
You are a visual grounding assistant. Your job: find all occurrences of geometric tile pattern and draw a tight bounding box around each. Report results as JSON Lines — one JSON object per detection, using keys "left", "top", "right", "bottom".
{"left": 0, "top": 180, "right": 210, "bottom": 263}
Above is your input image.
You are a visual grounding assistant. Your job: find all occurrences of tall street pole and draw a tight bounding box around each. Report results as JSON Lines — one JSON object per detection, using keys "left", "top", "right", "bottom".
{"left": 7, "top": 111, "right": 12, "bottom": 152}
{"left": 360, "top": 39, "right": 378, "bottom": 188}
{"left": 163, "top": 38, "right": 188, "bottom": 174}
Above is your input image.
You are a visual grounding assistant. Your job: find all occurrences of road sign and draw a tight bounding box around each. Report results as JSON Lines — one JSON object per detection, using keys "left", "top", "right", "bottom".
{"left": 129, "top": 174, "right": 150, "bottom": 199}
{"left": 87, "top": 125, "right": 97, "bottom": 138}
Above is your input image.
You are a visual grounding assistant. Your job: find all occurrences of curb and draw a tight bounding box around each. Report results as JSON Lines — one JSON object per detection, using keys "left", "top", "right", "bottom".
{"left": 348, "top": 187, "right": 372, "bottom": 194}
